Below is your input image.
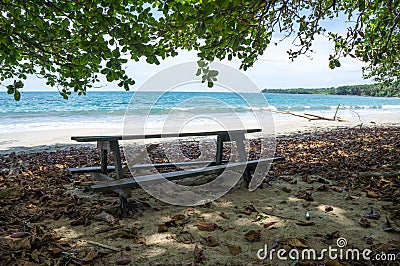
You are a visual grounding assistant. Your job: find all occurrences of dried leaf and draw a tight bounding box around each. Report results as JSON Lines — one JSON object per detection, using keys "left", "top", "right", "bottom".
{"left": 364, "top": 208, "right": 381, "bottom": 220}
{"left": 316, "top": 184, "right": 329, "bottom": 191}
{"left": 280, "top": 238, "right": 308, "bottom": 248}
{"left": 382, "top": 217, "right": 397, "bottom": 232}
{"left": 83, "top": 247, "right": 98, "bottom": 262}
{"left": 134, "top": 237, "right": 146, "bottom": 245}
{"left": 263, "top": 221, "right": 278, "bottom": 228}
{"left": 115, "top": 252, "right": 131, "bottom": 265}
{"left": 358, "top": 217, "right": 371, "bottom": 228}
{"left": 196, "top": 221, "right": 218, "bottom": 232}
{"left": 9, "top": 232, "right": 31, "bottom": 238}
{"left": 219, "top": 212, "right": 229, "bottom": 219}
{"left": 194, "top": 244, "right": 205, "bottom": 263}
{"left": 295, "top": 190, "right": 314, "bottom": 201}
{"left": 324, "top": 231, "right": 340, "bottom": 240}
{"left": 227, "top": 245, "right": 242, "bottom": 255}
{"left": 363, "top": 235, "right": 373, "bottom": 245}
{"left": 30, "top": 249, "right": 41, "bottom": 263}
{"left": 239, "top": 209, "right": 253, "bottom": 215}
{"left": 171, "top": 214, "right": 185, "bottom": 221}
{"left": 295, "top": 221, "right": 315, "bottom": 226}
{"left": 366, "top": 190, "right": 379, "bottom": 198}
{"left": 244, "top": 230, "right": 261, "bottom": 242}
{"left": 203, "top": 236, "right": 219, "bottom": 247}
{"left": 157, "top": 224, "right": 169, "bottom": 233}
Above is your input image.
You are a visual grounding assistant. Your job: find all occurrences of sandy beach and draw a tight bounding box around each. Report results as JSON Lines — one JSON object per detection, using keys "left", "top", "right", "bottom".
{"left": 1, "top": 111, "right": 399, "bottom": 154}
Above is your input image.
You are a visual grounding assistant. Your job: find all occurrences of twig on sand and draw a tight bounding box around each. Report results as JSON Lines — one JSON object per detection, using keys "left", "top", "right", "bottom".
{"left": 333, "top": 104, "right": 341, "bottom": 120}
{"left": 83, "top": 240, "right": 121, "bottom": 252}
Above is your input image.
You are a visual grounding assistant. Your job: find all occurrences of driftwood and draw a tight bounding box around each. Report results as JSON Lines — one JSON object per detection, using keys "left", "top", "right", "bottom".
{"left": 273, "top": 103, "right": 348, "bottom": 122}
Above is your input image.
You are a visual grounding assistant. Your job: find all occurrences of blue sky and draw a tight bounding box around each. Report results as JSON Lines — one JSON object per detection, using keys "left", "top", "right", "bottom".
{"left": 3, "top": 14, "right": 372, "bottom": 92}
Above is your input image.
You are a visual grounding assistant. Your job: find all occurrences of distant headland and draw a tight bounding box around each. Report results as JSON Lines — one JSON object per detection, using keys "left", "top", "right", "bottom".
{"left": 262, "top": 81, "right": 400, "bottom": 97}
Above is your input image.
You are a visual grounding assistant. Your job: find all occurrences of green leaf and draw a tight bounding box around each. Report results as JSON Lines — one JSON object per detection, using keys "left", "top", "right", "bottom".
{"left": 208, "top": 70, "right": 218, "bottom": 77}
{"left": 196, "top": 68, "right": 202, "bottom": 76}
{"left": 358, "top": 0, "right": 365, "bottom": 11}
{"left": 14, "top": 90, "right": 21, "bottom": 101}
{"left": 197, "top": 60, "right": 206, "bottom": 67}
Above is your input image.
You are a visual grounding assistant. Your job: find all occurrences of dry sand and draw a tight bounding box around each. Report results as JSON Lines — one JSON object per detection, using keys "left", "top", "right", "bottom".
{"left": 1, "top": 112, "right": 399, "bottom": 153}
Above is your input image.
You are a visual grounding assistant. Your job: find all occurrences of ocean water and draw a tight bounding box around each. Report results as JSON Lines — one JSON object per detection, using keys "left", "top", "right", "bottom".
{"left": 1, "top": 91, "right": 400, "bottom": 133}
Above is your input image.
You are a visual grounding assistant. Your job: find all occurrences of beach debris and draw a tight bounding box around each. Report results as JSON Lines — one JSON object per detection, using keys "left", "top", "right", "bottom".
{"left": 157, "top": 224, "right": 169, "bottom": 233}
{"left": 358, "top": 217, "right": 371, "bottom": 228}
{"left": 111, "top": 227, "right": 139, "bottom": 239}
{"left": 227, "top": 244, "right": 242, "bottom": 255}
{"left": 363, "top": 235, "right": 373, "bottom": 245}
{"left": 9, "top": 232, "right": 31, "bottom": 238}
{"left": 253, "top": 212, "right": 269, "bottom": 222}
{"left": 305, "top": 212, "right": 310, "bottom": 220}
{"left": 70, "top": 216, "right": 91, "bottom": 226}
{"left": 115, "top": 252, "right": 131, "bottom": 265}
{"left": 366, "top": 190, "right": 379, "bottom": 198}
{"left": 176, "top": 231, "right": 195, "bottom": 244}
{"left": 194, "top": 244, "right": 205, "bottom": 263}
{"left": 195, "top": 221, "right": 218, "bottom": 232}
{"left": 295, "top": 221, "right": 315, "bottom": 226}
{"left": 323, "top": 231, "right": 340, "bottom": 240}
{"left": 325, "top": 206, "right": 334, "bottom": 212}
{"left": 239, "top": 204, "right": 258, "bottom": 215}
{"left": 382, "top": 217, "right": 398, "bottom": 232}
{"left": 83, "top": 247, "right": 98, "bottom": 263}
{"left": 202, "top": 236, "right": 219, "bottom": 247}
{"left": 244, "top": 230, "right": 261, "bottom": 242}
{"left": 317, "top": 184, "right": 329, "bottom": 191}
{"left": 295, "top": 190, "right": 314, "bottom": 201}
{"left": 279, "top": 238, "right": 308, "bottom": 248}
{"left": 364, "top": 208, "right": 381, "bottom": 220}
{"left": 263, "top": 221, "right": 278, "bottom": 228}
{"left": 134, "top": 237, "right": 146, "bottom": 245}
{"left": 171, "top": 214, "right": 185, "bottom": 221}
{"left": 219, "top": 212, "right": 229, "bottom": 219}
{"left": 94, "top": 211, "right": 118, "bottom": 225}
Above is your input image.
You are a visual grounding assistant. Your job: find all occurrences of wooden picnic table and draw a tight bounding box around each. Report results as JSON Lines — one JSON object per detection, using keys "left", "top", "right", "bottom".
{"left": 70, "top": 128, "right": 262, "bottom": 179}
{"left": 70, "top": 128, "right": 283, "bottom": 213}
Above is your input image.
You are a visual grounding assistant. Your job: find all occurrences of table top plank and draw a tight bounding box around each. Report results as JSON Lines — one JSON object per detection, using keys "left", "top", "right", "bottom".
{"left": 71, "top": 128, "right": 261, "bottom": 142}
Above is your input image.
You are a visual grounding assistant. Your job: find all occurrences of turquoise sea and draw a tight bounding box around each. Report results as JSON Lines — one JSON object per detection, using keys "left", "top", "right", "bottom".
{"left": 1, "top": 91, "right": 400, "bottom": 133}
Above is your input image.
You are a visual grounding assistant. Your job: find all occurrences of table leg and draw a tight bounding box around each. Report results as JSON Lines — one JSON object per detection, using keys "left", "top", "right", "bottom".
{"left": 232, "top": 133, "right": 251, "bottom": 184}
{"left": 110, "top": 140, "right": 131, "bottom": 199}
{"left": 233, "top": 133, "right": 247, "bottom": 162}
{"left": 100, "top": 149, "right": 108, "bottom": 174}
{"left": 216, "top": 134, "right": 224, "bottom": 165}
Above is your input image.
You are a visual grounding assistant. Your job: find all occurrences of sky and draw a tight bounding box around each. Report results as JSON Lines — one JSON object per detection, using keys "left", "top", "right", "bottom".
{"left": 3, "top": 13, "right": 373, "bottom": 92}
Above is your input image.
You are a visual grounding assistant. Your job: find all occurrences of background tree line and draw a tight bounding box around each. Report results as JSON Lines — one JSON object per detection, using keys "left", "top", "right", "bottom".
{"left": 263, "top": 81, "right": 400, "bottom": 97}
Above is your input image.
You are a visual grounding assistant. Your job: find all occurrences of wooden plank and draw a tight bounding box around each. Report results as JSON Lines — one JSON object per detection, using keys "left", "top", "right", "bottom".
{"left": 71, "top": 129, "right": 261, "bottom": 142}
{"left": 69, "top": 166, "right": 117, "bottom": 173}
{"left": 69, "top": 160, "right": 230, "bottom": 174}
{"left": 90, "top": 157, "right": 283, "bottom": 192}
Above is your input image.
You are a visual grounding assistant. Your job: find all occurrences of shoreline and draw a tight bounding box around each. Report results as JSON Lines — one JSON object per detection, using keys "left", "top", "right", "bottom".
{"left": 1, "top": 112, "right": 399, "bottom": 154}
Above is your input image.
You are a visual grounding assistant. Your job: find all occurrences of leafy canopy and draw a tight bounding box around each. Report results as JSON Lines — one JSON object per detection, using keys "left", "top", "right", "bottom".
{"left": 1, "top": 0, "right": 399, "bottom": 100}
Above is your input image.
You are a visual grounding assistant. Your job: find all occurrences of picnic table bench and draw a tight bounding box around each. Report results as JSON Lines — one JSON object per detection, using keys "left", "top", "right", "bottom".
{"left": 70, "top": 129, "right": 283, "bottom": 212}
